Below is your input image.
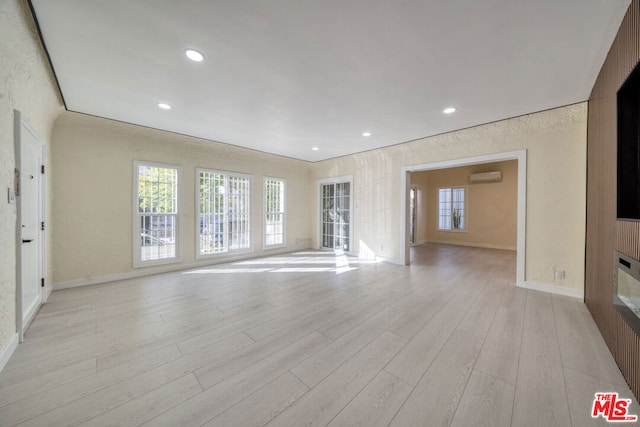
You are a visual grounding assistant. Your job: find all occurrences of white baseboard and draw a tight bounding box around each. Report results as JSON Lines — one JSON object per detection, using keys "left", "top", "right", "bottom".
{"left": 0, "top": 333, "right": 19, "bottom": 373}
{"left": 425, "top": 240, "right": 516, "bottom": 251}
{"left": 43, "top": 284, "right": 53, "bottom": 302}
{"left": 54, "top": 246, "right": 307, "bottom": 290}
{"left": 375, "top": 255, "right": 405, "bottom": 266}
{"left": 518, "top": 280, "right": 584, "bottom": 300}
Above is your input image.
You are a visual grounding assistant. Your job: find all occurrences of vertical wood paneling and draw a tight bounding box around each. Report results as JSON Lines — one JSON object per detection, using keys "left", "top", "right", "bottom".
{"left": 587, "top": 0, "right": 640, "bottom": 402}
{"left": 617, "top": 221, "right": 640, "bottom": 260}
{"left": 616, "top": 315, "right": 640, "bottom": 400}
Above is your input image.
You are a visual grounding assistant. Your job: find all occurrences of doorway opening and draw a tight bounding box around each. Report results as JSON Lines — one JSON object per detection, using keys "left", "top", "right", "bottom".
{"left": 400, "top": 150, "right": 526, "bottom": 286}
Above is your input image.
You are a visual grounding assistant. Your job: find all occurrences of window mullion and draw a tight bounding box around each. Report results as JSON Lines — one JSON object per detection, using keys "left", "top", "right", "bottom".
{"left": 223, "top": 175, "right": 229, "bottom": 252}
{"left": 450, "top": 189, "right": 454, "bottom": 228}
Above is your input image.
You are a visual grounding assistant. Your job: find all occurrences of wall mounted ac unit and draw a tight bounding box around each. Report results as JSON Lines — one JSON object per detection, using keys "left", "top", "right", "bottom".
{"left": 469, "top": 171, "right": 502, "bottom": 183}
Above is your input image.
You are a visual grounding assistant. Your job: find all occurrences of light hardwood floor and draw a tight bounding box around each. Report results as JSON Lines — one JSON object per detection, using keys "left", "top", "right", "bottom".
{"left": 1, "top": 244, "right": 638, "bottom": 426}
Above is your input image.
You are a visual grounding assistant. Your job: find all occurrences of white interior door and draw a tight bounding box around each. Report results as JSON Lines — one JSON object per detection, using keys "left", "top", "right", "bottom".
{"left": 18, "top": 114, "right": 44, "bottom": 337}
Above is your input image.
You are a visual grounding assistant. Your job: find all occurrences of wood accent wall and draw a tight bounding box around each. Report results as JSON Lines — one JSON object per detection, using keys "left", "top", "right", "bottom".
{"left": 586, "top": 0, "right": 640, "bottom": 401}
{"left": 617, "top": 221, "right": 640, "bottom": 260}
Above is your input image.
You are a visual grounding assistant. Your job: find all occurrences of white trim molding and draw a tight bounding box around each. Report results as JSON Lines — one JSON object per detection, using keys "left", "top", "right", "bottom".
{"left": 44, "top": 284, "right": 53, "bottom": 302}
{"left": 518, "top": 280, "right": 584, "bottom": 299}
{"left": 375, "top": 255, "right": 405, "bottom": 266}
{"left": 0, "top": 333, "right": 19, "bottom": 373}
{"left": 400, "top": 149, "right": 527, "bottom": 287}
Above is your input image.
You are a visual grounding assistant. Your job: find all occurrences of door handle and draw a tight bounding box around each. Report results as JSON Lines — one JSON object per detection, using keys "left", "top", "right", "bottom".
{"left": 22, "top": 239, "right": 34, "bottom": 243}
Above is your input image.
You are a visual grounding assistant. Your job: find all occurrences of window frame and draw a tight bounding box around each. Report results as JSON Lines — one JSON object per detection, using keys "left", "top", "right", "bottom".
{"left": 263, "top": 177, "right": 286, "bottom": 250}
{"left": 196, "top": 168, "right": 253, "bottom": 259}
{"left": 133, "top": 161, "right": 182, "bottom": 268}
{"left": 437, "top": 186, "right": 467, "bottom": 232}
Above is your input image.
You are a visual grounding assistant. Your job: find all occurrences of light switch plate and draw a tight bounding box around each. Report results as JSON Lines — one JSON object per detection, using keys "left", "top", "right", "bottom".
{"left": 8, "top": 188, "right": 15, "bottom": 204}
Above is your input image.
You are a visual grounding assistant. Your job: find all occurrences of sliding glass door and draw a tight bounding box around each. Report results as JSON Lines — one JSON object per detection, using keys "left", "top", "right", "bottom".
{"left": 321, "top": 180, "right": 352, "bottom": 251}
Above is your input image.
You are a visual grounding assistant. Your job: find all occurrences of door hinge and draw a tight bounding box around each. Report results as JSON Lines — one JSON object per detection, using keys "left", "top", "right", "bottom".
{"left": 41, "top": 278, "right": 45, "bottom": 288}
{"left": 41, "top": 221, "right": 45, "bottom": 231}
{"left": 41, "top": 165, "right": 45, "bottom": 174}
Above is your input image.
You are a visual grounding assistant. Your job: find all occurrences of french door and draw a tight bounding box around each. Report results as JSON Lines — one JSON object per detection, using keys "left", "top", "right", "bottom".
{"left": 320, "top": 179, "right": 352, "bottom": 251}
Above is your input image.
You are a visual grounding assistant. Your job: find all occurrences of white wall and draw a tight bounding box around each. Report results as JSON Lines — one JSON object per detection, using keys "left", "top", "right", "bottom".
{"left": 310, "top": 104, "right": 587, "bottom": 294}
{"left": 1, "top": 0, "right": 586, "bottom": 302}
{"left": 51, "top": 112, "right": 312, "bottom": 286}
{"left": 46, "top": 79, "right": 586, "bottom": 296}
{"left": 0, "top": 0, "right": 63, "bottom": 357}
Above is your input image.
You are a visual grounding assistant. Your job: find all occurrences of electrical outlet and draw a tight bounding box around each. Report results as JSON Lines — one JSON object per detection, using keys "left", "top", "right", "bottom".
{"left": 7, "top": 188, "right": 15, "bottom": 204}
{"left": 554, "top": 269, "right": 565, "bottom": 279}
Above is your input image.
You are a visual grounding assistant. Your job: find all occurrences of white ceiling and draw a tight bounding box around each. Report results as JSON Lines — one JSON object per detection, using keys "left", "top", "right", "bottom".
{"left": 31, "top": 0, "right": 629, "bottom": 162}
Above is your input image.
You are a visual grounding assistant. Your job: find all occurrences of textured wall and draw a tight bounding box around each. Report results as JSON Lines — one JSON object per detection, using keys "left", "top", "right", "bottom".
{"left": 311, "top": 103, "right": 587, "bottom": 293}
{"left": 0, "top": 0, "right": 62, "bottom": 352}
{"left": 51, "top": 112, "right": 311, "bottom": 285}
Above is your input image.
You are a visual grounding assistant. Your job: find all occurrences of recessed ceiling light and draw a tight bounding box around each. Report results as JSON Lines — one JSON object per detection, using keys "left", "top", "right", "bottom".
{"left": 184, "top": 49, "right": 204, "bottom": 62}
{"left": 362, "top": 132, "right": 372, "bottom": 137}
{"left": 312, "top": 147, "right": 319, "bottom": 151}
{"left": 443, "top": 107, "right": 457, "bottom": 114}
{"left": 157, "top": 103, "right": 172, "bottom": 110}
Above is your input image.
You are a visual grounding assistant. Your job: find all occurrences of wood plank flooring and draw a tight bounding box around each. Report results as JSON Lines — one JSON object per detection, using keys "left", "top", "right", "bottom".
{"left": 0, "top": 244, "right": 638, "bottom": 426}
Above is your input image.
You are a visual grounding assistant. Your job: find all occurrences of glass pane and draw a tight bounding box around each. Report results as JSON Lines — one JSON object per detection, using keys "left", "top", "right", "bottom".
{"left": 140, "top": 214, "right": 176, "bottom": 261}
{"left": 227, "top": 175, "right": 250, "bottom": 251}
{"left": 438, "top": 188, "right": 452, "bottom": 230}
{"left": 452, "top": 188, "right": 465, "bottom": 229}
{"left": 137, "top": 164, "right": 178, "bottom": 262}
{"left": 199, "top": 171, "right": 227, "bottom": 254}
{"left": 321, "top": 182, "right": 351, "bottom": 250}
{"left": 265, "top": 179, "right": 284, "bottom": 246}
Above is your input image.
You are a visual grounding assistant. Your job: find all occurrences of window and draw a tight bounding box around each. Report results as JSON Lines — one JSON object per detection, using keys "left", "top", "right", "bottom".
{"left": 409, "top": 187, "right": 416, "bottom": 244}
{"left": 198, "top": 169, "right": 251, "bottom": 256}
{"left": 264, "top": 177, "right": 285, "bottom": 248}
{"left": 438, "top": 187, "right": 465, "bottom": 230}
{"left": 135, "top": 162, "right": 179, "bottom": 266}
